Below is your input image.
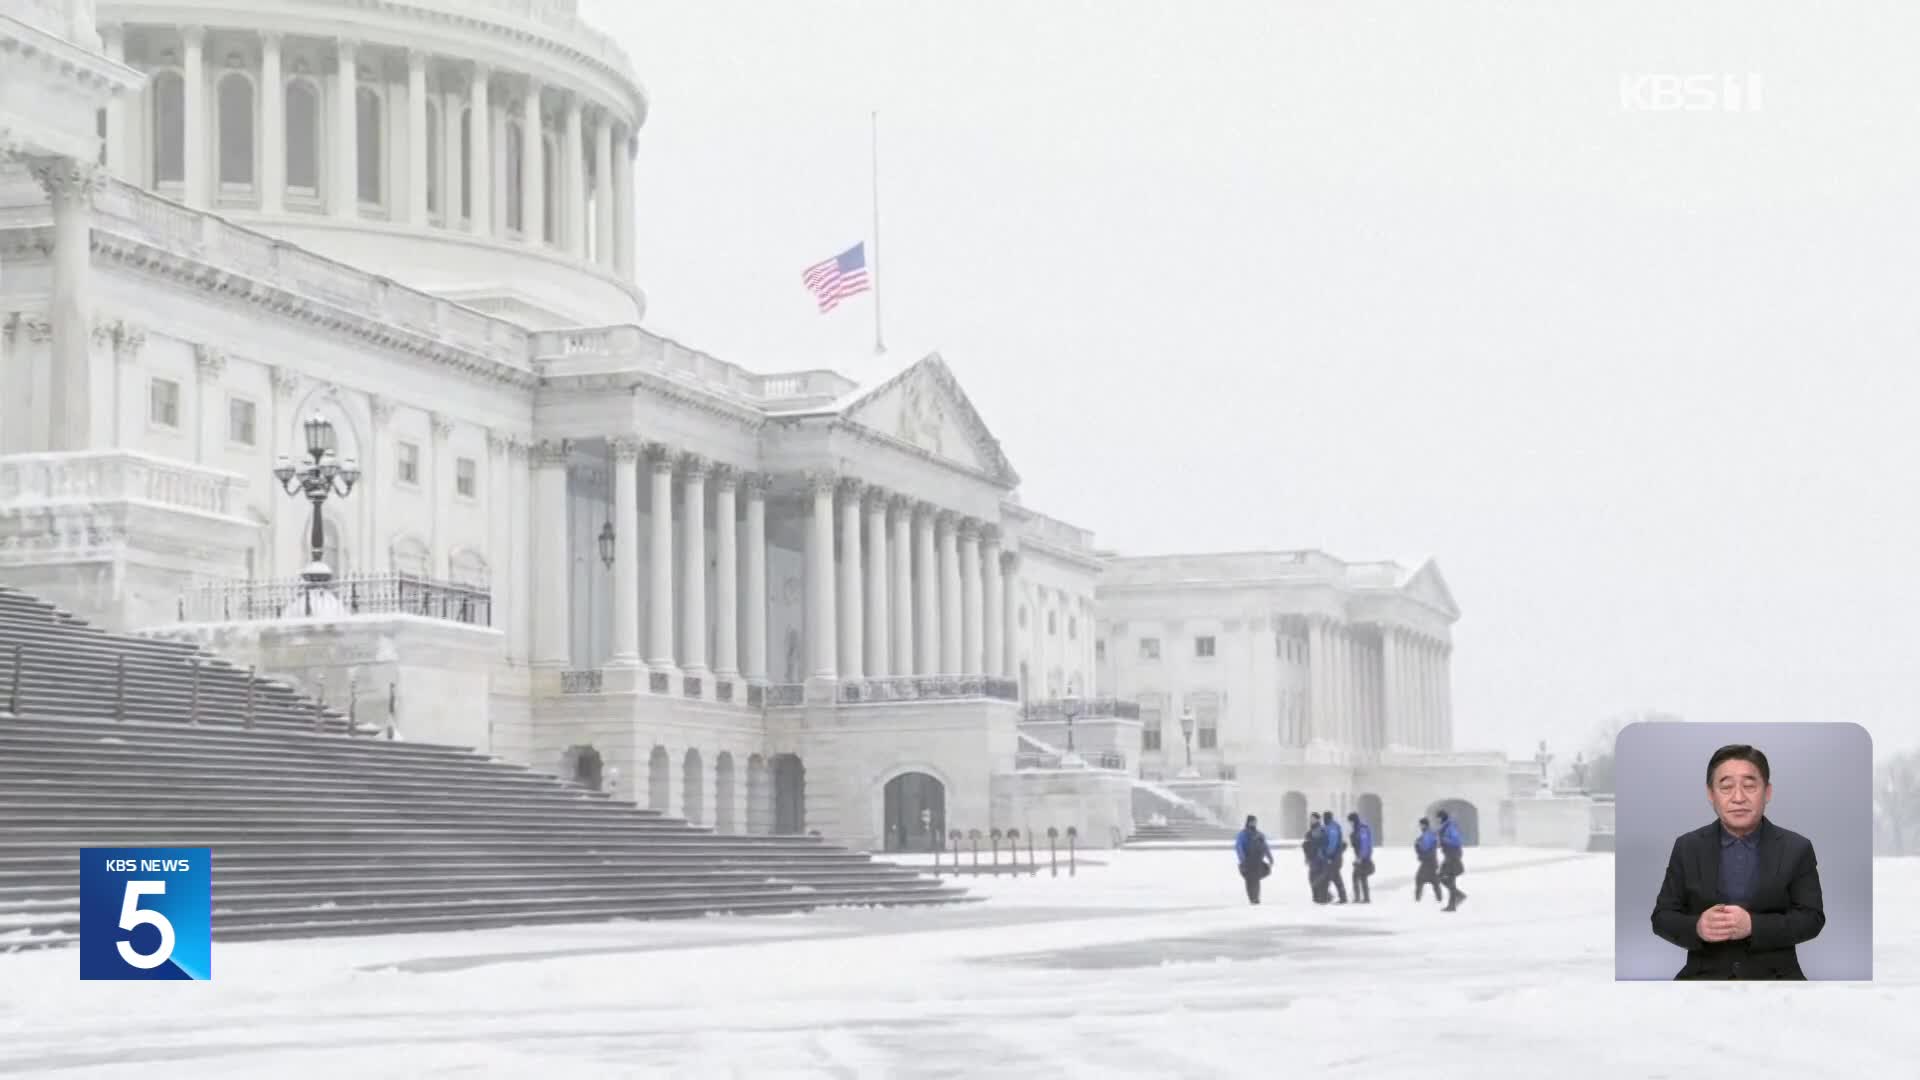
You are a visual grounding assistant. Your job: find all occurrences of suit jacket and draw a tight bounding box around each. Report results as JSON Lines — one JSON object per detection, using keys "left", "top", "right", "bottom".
{"left": 1649, "top": 817, "right": 1825, "bottom": 979}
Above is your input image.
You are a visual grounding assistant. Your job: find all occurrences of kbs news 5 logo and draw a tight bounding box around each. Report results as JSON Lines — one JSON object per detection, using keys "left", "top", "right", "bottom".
{"left": 79, "top": 848, "right": 212, "bottom": 980}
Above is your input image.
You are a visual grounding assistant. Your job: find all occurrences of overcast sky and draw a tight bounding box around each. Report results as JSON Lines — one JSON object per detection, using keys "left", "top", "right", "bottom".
{"left": 587, "top": 0, "right": 1920, "bottom": 759}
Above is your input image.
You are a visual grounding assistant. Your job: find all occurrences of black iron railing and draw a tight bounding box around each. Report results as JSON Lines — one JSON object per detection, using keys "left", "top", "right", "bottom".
{"left": 1020, "top": 697, "right": 1140, "bottom": 721}
{"left": 180, "top": 573, "right": 492, "bottom": 627}
{"left": 834, "top": 675, "right": 1020, "bottom": 704}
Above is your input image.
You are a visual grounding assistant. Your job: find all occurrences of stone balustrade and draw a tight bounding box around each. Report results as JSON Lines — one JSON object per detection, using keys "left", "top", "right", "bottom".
{"left": 0, "top": 450, "right": 242, "bottom": 516}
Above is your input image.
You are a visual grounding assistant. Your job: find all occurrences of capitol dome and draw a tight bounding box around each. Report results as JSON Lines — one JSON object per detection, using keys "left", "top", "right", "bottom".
{"left": 95, "top": 0, "right": 648, "bottom": 328}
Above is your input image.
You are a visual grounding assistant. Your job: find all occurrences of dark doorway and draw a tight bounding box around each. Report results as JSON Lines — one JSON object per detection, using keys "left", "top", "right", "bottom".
{"left": 883, "top": 772, "right": 947, "bottom": 852}
{"left": 561, "top": 744, "right": 604, "bottom": 790}
{"left": 1427, "top": 798, "right": 1481, "bottom": 845}
{"left": 772, "top": 753, "right": 806, "bottom": 834}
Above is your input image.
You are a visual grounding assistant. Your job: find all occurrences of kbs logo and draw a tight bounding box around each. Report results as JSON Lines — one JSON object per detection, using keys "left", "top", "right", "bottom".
{"left": 79, "top": 848, "right": 212, "bottom": 980}
{"left": 1619, "top": 73, "right": 1764, "bottom": 113}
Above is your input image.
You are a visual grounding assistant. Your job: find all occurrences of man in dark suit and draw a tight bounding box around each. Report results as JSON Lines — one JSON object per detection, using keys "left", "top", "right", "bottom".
{"left": 1650, "top": 744, "right": 1826, "bottom": 979}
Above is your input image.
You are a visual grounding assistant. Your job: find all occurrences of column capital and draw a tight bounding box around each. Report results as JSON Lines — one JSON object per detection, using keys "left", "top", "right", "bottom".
{"left": 710, "top": 462, "right": 739, "bottom": 490}
{"left": 645, "top": 442, "right": 677, "bottom": 472}
{"left": 678, "top": 452, "right": 709, "bottom": 478}
{"left": 506, "top": 435, "right": 532, "bottom": 462}
{"left": 836, "top": 476, "right": 867, "bottom": 501}
{"left": 29, "top": 157, "right": 106, "bottom": 207}
{"left": 609, "top": 437, "right": 644, "bottom": 463}
{"left": 407, "top": 48, "right": 429, "bottom": 74}
{"left": 980, "top": 524, "right": 1003, "bottom": 546}
{"left": 368, "top": 393, "right": 396, "bottom": 429}
{"left": 914, "top": 500, "right": 940, "bottom": 523}
{"left": 934, "top": 509, "right": 959, "bottom": 531}
{"left": 886, "top": 492, "right": 915, "bottom": 519}
{"left": 260, "top": 31, "right": 284, "bottom": 50}
{"left": 532, "top": 438, "right": 572, "bottom": 467}
{"left": 270, "top": 365, "right": 302, "bottom": 403}
{"left": 957, "top": 519, "right": 982, "bottom": 542}
{"left": 804, "top": 469, "right": 838, "bottom": 495}
{"left": 742, "top": 471, "right": 773, "bottom": 497}
{"left": 485, "top": 428, "right": 509, "bottom": 455}
{"left": 111, "top": 322, "right": 146, "bottom": 362}
{"left": 193, "top": 344, "right": 227, "bottom": 379}
{"left": 861, "top": 485, "right": 890, "bottom": 511}
{"left": 181, "top": 26, "right": 206, "bottom": 47}
{"left": 335, "top": 38, "right": 356, "bottom": 64}
{"left": 429, "top": 412, "right": 454, "bottom": 442}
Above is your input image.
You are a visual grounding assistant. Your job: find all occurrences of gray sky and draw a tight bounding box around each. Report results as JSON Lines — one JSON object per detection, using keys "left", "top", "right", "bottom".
{"left": 588, "top": 0, "right": 1920, "bottom": 759}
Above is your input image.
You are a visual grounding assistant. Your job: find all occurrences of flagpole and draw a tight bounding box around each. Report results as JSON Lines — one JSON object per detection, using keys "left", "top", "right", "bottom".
{"left": 871, "top": 109, "right": 885, "bottom": 356}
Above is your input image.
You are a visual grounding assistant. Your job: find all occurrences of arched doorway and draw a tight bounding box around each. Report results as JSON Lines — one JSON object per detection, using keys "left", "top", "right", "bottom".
{"left": 882, "top": 772, "right": 946, "bottom": 852}
{"left": 746, "top": 753, "right": 770, "bottom": 834}
{"left": 647, "top": 746, "right": 670, "bottom": 811}
{"left": 714, "top": 752, "right": 737, "bottom": 833}
{"left": 1280, "top": 791, "right": 1309, "bottom": 836}
{"left": 772, "top": 754, "right": 806, "bottom": 834}
{"left": 560, "top": 744, "right": 604, "bottom": 791}
{"left": 1356, "top": 792, "right": 1384, "bottom": 843}
{"left": 682, "top": 748, "right": 705, "bottom": 825}
{"left": 1427, "top": 798, "right": 1481, "bottom": 845}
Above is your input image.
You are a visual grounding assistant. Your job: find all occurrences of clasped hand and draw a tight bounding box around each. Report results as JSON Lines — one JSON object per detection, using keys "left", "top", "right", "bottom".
{"left": 1695, "top": 904, "right": 1753, "bottom": 943}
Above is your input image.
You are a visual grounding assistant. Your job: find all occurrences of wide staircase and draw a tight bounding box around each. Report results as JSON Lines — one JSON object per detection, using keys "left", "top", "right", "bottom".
{"left": 0, "top": 586, "right": 966, "bottom": 950}
{"left": 1126, "top": 782, "right": 1239, "bottom": 845}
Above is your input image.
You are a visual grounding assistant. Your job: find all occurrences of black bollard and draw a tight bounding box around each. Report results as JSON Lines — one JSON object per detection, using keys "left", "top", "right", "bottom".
{"left": 1007, "top": 829, "right": 1021, "bottom": 874}
{"left": 1048, "top": 827, "right": 1059, "bottom": 878}
{"left": 947, "top": 829, "right": 962, "bottom": 875}
{"left": 1026, "top": 829, "right": 1037, "bottom": 875}
{"left": 990, "top": 828, "right": 1002, "bottom": 870}
{"left": 1067, "top": 826, "right": 1078, "bottom": 876}
{"left": 969, "top": 829, "right": 981, "bottom": 874}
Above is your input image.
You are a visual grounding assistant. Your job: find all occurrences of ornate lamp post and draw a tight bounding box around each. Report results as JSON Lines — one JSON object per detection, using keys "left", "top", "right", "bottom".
{"left": 597, "top": 519, "right": 615, "bottom": 570}
{"left": 273, "top": 414, "right": 359, "bottom": 588}
{"left": 1060, "top": 692, "right": 1082, "bottom": 753}
{"left": 1177, "top": 708, "right": 1198, "bottom": 778}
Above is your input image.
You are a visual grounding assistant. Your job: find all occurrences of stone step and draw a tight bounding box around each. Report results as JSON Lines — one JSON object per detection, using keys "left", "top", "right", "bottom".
{"left": 0, "top": 863, "right": 935, "bottom": 897}
{"left": 0, "top": 719, "right": 493, "bottom": 760}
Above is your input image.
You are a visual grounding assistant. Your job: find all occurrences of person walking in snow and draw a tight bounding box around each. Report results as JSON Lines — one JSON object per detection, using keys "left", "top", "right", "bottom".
{"left": 1436, "top": 809, "right": 1468, "bottom": 912}
{"left": 1346, "top": 812, "right": 1375, "bottom": 903}
{"left": 1235, "top": 815, "right": 1274, "bottom": 904}
{"left": 1413, "top": 818, "right": 1445, "bottom": 905}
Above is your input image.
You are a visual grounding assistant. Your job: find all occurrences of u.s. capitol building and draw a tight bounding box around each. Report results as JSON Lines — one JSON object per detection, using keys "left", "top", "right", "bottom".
{"left": 1, "top": 0, "right": 1546, "bottom": 852}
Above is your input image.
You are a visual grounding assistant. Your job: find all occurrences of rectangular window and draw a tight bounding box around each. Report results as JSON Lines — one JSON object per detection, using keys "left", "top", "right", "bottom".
{"left": 227, "top": 397, "right": 257, "bottom": 446}
{"left": 1141, "top": 709, "right": 1162, "bottom": 751}
{"left": 148, "top": 378, "right": 181, "bottom": 429}
{"left": 397, "top": 441, "right": 420, "bottom": 486}
{"left": 455, "top": 456, "right": 477, "bottom": 498}
{"left": 1094, "top": 640, "right": 1106, "bottom": 662}
{"left": 1139, "top": 637, "right": 1160, "bottom": 660}
{"left": 1195, "top": 635, "right": 1216, "bottom": 658}
{"left": 1197, "top": 702, "right": 1220, "bottom": 749}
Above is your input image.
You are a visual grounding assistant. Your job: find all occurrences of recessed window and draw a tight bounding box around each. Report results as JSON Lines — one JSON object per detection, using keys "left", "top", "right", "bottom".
{"left": 227, "top": 397, "right": 257, "bottom": 446}
{"left": 148, "top": 378, "right": 181, "bottom": 428}
{"left": 1068, "top": 617, "right": 1078, "bottom": 640}
{"left": 1139, "top": 637, "right": 1160, "bottom": 661}
{"left": 1047, "top": 611, "right": 1056, "bottom": 635}
{"left": 397, "top": 441, "right": 421, "bottom": 486}
{"left": 1018, "top": 606, "right": 1028, "bottom": 629}
{"left": 455, "top": 456, "right": 477, "bottom": 498}
{"left": 1195, "top": 635, "right": 1216, "bottom": 658}
{"left": 1095, "top": 640, "right": 1106, "bottom": 662}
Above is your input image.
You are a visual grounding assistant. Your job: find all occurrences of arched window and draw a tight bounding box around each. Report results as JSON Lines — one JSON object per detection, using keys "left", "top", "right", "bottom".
{"left": 320, "top": 517, "right": 349, "bottom": 576}
{"left": 504, "top": 121, "right": 524, "bottom": 232}
{"left": 285, "top": 78, "right": 321, "bottom": 194}
{"left": 390, "top": 536, "right": 430, "bottom": 578}
{"left": 459, "top": 107, "right": 472, "bottom": 220}
{"left": 355, "top": 86, "right": 382, "bottom": 205}
{"left": 216, "top": 72, "right": 255, "bottom": 188}
{"left": 449, "top": 549, "right": 488, "bottom": 588}
{"left": 425, "top": 101, "right": 441, "bottom": 216}
{"left": 150, "top": 70, "right": 185, "bottom": 184}
{"left": 542, "top": 132, "right": 559, "bottom": 243}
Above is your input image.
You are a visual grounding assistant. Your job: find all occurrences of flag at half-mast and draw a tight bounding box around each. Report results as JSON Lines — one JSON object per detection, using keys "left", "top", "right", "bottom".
{"left": 801, "top": 242, "right": 872, "bottom": 313}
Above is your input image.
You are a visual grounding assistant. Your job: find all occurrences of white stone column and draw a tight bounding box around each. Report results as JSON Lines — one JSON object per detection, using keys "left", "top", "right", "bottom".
{"left": 889, "top": 496, "right": 913, "bottom": 677}
{"left": 531, "top": 440, "right": 572, "bottom": 667}
{"left": 429, "top": 413, "right": 452, "bottom": 577}
{"left": 192, "top": 346, "right": 223, "bottom": 464}
{"left": 440, "top": 84, "right": 460, "bottom": 225}
{"left": 1000, "top": 552, "right": 1019, "bottom": 680}
{"left": 593, "top": 112, "right": 614, "bottom": 266}
{"left": 743, "top": 476, "right": 768, "bottom": 682}
{"left": 31, "top": 161, "right": 101, "bottom": 451}
{"left": 982, "top": 530, "right": 1003, "bottom": 678}
{"left": 467, "top": 65, "right": 491, "bottom": 237}
{"left": 913, "top": 504, "right": 937, "bottom": 675}
{"left": 260, "top": 34, "right": 285, "bottom": 213}
{"left": 489, "top": 98, "right": 508, "bottom": 236}
{"left": 1380, "top": 627, "right": 1401, "bottom": 751}
{"left": 182, "top": 28, "right": 206, "bottom": 207}
{"left": 614, "top": 128, "right": 635, "bottom": 277}
{"left": 332, "top": 39, "right": 357, "bottom": 218}
{"left": 864, "top": 490, "right": 890, "bottom": 678}
{"left": 938, "top": 513, "right": 961, "bottom": 674}
{"left": 713, "top": 467, "right": 739, "bottom": 681}
{"left": 836, "top": 479, "right": 864, "bottom": 680}
{"left": 608, "top": 439, "right": 642, "bottom": 666}
{"left": 563, "top": 97, "right": 585, "bottom": 257}
{"left": 101, "top": 26, "right": 127, "bottom": 175}
{"left": 509, "top": 438, "right": 531, "bottom": 661}
{"left": 679, "top": 455, "right": 709, "bottom": 682}
{"left": 1416, "top": 638, "right": 1432, "bottom": 750}
{"left": 1439, "top": 644, "right": 1453, "bottom": 750}
{"left": 645, "top": 446, "right": 675, "bottom": 671}
{"left": 521, "top": 80, "right": 543, "bottom": 245}
{"left": 809, "top": 472, "right": 838, "bottom": 680}
{"left": 1306, "top": 618, "right": 1328, "bottom": 747}
{"left": 959, "top": 522, "right": 983, "bottom": 675}
{"left": 406, "top": 51, "right": 429, "bottom": 228}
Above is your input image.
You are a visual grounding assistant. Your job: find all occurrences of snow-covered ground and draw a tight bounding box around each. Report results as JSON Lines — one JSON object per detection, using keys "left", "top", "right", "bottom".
{"left": 1, "top": 849, "right": 1913, "bottom": 1078}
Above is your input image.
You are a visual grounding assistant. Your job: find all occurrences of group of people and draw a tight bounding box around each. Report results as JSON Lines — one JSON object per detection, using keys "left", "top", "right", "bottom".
{"left": 1234, "top": 809, "right": 1468, "bottom": 911}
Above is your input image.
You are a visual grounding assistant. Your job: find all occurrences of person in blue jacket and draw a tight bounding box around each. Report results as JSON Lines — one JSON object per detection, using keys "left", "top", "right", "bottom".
{"left": 1234, "top": 814, "right": 1273, "bottom": 904}
{"left": 1319, "top": 808, "right": 1349, "bottom": 904}
{"left": 1303, "top": 812, "right": 1327, "bottom": 902}
{"left": 1346, "top": 812, "right": 1374, "bottom": 903}
{"left": 1436, "top": 809, "right": 1468, "bottom": 911}
{"left": 1413, "top": 818, "right": 1444, "bottom": 904}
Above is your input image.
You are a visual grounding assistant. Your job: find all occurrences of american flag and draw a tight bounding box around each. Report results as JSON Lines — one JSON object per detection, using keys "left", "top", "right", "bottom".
{"left": 801, "top": 243, "right": 872, "bottom": 313}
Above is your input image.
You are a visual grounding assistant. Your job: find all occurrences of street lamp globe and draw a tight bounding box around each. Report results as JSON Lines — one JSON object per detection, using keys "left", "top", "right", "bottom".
{"left": 1178, "top": 709, "right": 1195, "bottom": 742}
{"left": 597, "top": 520, "right": 616, "bottom": 569}
{"left": 304, "top": 413, "right": 334, "bottom": 457}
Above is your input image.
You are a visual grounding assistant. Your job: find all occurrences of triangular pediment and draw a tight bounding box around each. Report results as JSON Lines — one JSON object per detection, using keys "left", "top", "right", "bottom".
{"left": 1403, "top": 559, "right": 1460, "bottom": 619}
{"left": 841, "top": 353, "right": 1019, "bottom": 485}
